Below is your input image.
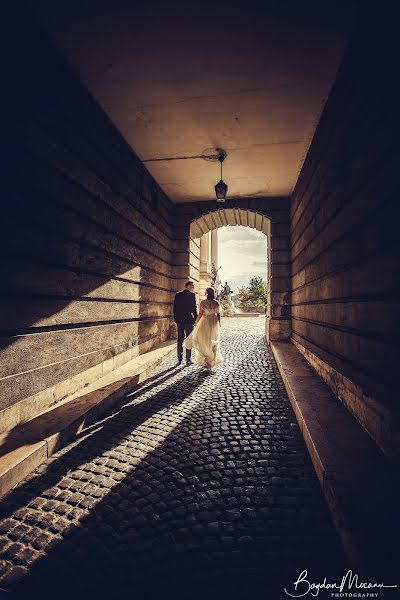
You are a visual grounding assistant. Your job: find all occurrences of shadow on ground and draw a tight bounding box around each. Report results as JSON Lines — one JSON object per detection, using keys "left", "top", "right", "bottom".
{"left": 2, "top": 338, "right": 347, "bottom": 600}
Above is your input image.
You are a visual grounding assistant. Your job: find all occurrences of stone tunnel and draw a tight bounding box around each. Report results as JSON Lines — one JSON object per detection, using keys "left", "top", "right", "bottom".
{"left": 1, "top": 2, "right": 399, "bottom": 598}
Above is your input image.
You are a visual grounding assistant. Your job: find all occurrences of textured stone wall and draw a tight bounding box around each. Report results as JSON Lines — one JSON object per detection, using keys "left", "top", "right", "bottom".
{"left": 198, "top": 232, "right": 213, "bottom": 302}
{"left": 290, "top": 18, "right": 399, "bottom": 455}
{"left": 1, "top": 22, "right": 176, "bottom": 432}
{"left": 189, "top": 237, "right": 201, "bottom": 288}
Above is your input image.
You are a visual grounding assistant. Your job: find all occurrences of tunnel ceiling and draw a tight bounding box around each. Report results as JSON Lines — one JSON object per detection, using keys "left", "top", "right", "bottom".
{"left": 32, "top": 1, "right": 355, "bottom": 203}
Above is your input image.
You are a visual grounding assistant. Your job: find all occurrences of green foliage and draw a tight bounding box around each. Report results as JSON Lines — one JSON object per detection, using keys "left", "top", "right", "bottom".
{"left": 238, "top": 276, "right": 269, "bottom": 308}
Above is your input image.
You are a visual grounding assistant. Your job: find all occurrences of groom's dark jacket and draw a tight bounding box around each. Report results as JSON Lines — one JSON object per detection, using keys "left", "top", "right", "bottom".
{"left": 173, "top": 289, "right": 197, "bottom": 324}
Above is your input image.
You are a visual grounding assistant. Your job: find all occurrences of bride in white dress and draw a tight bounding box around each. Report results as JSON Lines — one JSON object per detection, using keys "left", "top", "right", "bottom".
{"left": 185, "top": 287, "right": 223, "bottom": 371}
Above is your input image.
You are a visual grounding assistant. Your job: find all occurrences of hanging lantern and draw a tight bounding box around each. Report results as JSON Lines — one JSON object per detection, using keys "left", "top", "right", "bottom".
{"left": 215, "top": 151, "right": 228, "bottom": 202}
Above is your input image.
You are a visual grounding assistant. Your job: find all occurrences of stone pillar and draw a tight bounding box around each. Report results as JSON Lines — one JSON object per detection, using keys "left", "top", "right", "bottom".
{"left": 211, "top": 229, "right": 218, "bottom": 269}
{"left": 210, "top": 229, "right": 220, "bottom": 293}
{"left": 266, "top": 221, "right": 291, "bottom": 342}
{"left": 199, "top": 232, "right": 212, "bottom": 300}
{"left": 200, "top": 232, "right": 209, "bottom": 269}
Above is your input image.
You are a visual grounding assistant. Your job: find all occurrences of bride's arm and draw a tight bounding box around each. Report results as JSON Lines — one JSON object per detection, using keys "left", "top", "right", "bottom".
{"left": 194, "top": 302, "right": 204, "bottom": 326}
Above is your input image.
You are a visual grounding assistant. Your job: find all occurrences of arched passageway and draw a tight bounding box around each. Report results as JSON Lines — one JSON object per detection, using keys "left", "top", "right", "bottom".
{"left": 2, "top": 5, "right": 399, "bottom": 592}
{"left": 172, "top": 201, "right": 291, "bottom": 342}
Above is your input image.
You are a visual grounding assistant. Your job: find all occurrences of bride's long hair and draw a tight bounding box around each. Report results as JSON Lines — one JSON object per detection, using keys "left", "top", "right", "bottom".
{"left": 206, "top": 287, "right": 215, "bottom": 300}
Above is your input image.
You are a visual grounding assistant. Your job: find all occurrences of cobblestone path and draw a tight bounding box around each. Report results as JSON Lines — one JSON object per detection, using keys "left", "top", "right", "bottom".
{"left": 0, "top": 318, "right": 346, "bottom": 599}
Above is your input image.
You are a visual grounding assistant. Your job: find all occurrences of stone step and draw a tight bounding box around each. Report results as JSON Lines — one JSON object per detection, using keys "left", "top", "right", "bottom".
{"left": 0, "top": 340, "right": 176, "bottom": 499}
{"left": 271, "top": 341, "right": 400, "bottom": 579}
{"left": 223, "top": 313, "right": 263, "bottom": 317}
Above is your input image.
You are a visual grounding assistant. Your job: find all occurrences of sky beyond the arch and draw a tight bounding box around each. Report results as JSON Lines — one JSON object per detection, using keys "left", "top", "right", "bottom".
{"left": 217, "top": 226, "right": 267, "bottom": 294}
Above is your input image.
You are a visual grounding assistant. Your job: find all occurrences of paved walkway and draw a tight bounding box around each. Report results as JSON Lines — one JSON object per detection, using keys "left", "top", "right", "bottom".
{"left": 0, "top": 318, "right": 346, "bottom": 599}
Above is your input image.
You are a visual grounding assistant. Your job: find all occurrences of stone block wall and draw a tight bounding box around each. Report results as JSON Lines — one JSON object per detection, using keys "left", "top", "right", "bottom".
{"left": 290, "top": 16, "right": 399, "bottom": 455}
{"left": 1, "top": 21, "right": 176, "bottom": 433}
{"left": 189, "top": 238, "right": 201, "bottom": 289}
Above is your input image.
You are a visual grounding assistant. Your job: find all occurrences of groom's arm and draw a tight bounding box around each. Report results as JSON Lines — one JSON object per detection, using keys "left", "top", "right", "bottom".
{"left": 173, "top": 293, "right": 179, "bottom": 323}
{"left": 192, "top": 294, "right": 198, "bottom": 320}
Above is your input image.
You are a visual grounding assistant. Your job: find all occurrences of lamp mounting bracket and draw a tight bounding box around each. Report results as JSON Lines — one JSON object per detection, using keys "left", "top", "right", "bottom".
{"left": 216, "top": 148, "right": 227, "bottom": 163}
{"left": 198, "top": 147, "right": 228, "bottom": 162}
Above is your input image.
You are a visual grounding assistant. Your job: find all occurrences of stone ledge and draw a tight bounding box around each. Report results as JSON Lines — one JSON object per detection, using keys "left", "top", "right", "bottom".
{"left": 0, "top": 334, "right": 172, "bottom": 437}
{"left": 271, "top": 341, "right": 400, "bottom": 578}
{"left": 0, "top": 340, "right": 176, "bottom": 500}
{"left": 291, "top": 338, "right": 399, "bottom": 457}
{"left": 223, "top": 314, "right": 263, "bottom": 318}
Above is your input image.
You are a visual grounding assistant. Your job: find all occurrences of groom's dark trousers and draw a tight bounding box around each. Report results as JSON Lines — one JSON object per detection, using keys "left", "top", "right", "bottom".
{"left": 173, "top": 289, "right": 197, "bottom": 362}
{"left": 177, "top": 323, "right": 194, "bottom": 362}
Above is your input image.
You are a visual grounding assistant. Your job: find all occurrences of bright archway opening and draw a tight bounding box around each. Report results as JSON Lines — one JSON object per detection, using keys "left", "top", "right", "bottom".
{"left": 189, "top": 208, "right": 271, "bottom": 337}
{"left": 217, "top": 226, "right": 268, "bottom": 315}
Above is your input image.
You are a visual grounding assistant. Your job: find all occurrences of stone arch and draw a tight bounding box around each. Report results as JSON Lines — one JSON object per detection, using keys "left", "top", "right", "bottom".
{"left": 173, "top": 199, "right": 291, "bottom": 342}
{"left": 190, "top": 207, "right": 270, "bottom": 238}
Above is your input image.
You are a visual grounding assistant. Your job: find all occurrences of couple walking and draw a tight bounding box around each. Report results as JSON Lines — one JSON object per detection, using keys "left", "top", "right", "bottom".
{"left": 173, "top": 281, "right": 223, "bottom": 371}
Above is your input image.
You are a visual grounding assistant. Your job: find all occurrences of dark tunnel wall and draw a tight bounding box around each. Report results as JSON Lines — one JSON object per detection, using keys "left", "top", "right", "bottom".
{"left": 1, "top": 17, "right": 183, "bottom": 433}
{"left": 290, "top": 14, "right": 399, "bottom": 455}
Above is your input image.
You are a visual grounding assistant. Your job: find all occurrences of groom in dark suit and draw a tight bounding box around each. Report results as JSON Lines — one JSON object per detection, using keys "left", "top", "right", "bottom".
{"left": 173, "top": 281, "right": 197, "bottom": 365}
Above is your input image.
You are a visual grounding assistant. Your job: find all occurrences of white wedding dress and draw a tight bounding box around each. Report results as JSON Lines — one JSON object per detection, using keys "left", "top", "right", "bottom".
{"left": 185, "top": 301, "right": 223, "bottom": 368}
